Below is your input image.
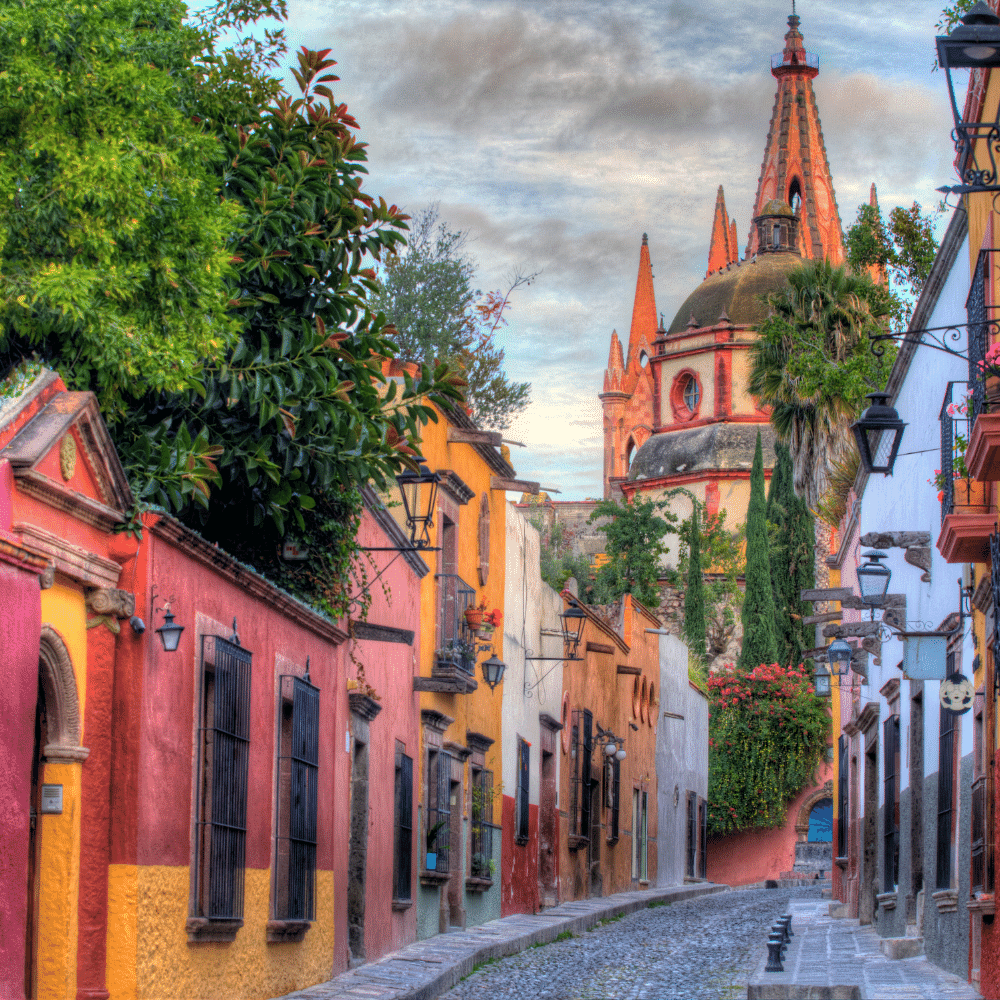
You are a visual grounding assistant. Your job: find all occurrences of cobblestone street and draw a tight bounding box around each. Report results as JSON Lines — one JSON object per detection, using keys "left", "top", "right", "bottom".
{"left": 438, "top": 887, "right": 821, "bottom": 1000}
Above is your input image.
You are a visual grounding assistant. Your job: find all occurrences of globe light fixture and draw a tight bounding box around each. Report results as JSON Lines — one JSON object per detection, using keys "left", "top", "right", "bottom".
{"left": 604, "top": 739, "right": 617, "bottom": 757}
{"left": 857, "top": 551, "right": 892, "bottom": 607}
{"left": 851, "top": 393, "right": 905, "bottom": 476}
{"left": 615, "top": 742, "right": 627, "bottom": 762}
{"left": 936, "top": 3, "right": 1000, "bottom": 194}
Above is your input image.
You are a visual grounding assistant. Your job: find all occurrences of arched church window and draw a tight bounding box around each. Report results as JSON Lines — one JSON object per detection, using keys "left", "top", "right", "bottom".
{"left": 682, "top": 375, "right": 700, "bottom": 412}
{"left": 626, "top": 438, "right": 636, "bottom": 469}
{"left": 772, "top": 223, "right": 781, "bottom": 249}
{"left": 639, "top": 351, "right": 649, "bottom": 369}
{"left": 789, "top": 178, "right": 802, "bottom": 215}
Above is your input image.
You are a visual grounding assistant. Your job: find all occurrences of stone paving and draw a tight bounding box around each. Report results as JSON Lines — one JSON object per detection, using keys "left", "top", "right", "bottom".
{"left": 271, "top": 882, "right": 726, "bottom": 1000}
{"left": 746, "top": 897, "right": 981, "bottom": 999}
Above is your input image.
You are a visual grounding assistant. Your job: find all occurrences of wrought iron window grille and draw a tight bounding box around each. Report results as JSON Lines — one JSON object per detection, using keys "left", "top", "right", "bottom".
{"left": 273, "top": 672, "right": 319, "bottom": 922}
{"left": 939, "top": 380, "right": 973, "bottom": 525}
{"left": 193, "top": 634, "right": 252, "bottom": 922}
{"left": 470, "top": 767, "right": 496, "bottom": 878}
{"left": 425, "top": 750, "right": 451, "bottom": 873}
{"left": 434, "top": 573, "right": 477, "bottom": 675}
{"left": 394, "top": 750, "right": 414, "bottom": 900}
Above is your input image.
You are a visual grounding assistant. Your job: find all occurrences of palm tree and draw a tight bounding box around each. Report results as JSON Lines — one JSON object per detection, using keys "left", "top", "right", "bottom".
{"left": 749, "top": 258, "right": 894, "bottom": 592}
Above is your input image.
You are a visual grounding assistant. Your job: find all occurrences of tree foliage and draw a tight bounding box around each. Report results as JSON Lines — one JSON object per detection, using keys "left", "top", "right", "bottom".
{"left": 682, "top": 508, "right": 707, "bottom": 658}
{"left": 845, "top": 200, "right": 941, "bottom": 327}
{"left": 749, "top": 258, "right": 896, "bottom": 507}
{"left": 767, "top": 443, "right": 815, "bottom": 669}
{"left": 587, "top": 493, "right": 678, "bottom": 609}
{"left": 370, "top": 206, "right": 533, "bottom": 431}
{"left": 527, "top": 514, "right": 597, "bottom": 599}
{"left": 738, "top": 432, "right": 779, "bottom": 671}
{"left": 707, "top": 662, "right": 829, "bottom": 835}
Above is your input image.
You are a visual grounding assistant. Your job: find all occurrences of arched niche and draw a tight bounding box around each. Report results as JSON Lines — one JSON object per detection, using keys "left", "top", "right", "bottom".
{"left": 794, "top": 780, "right": 832, "bottom": 843}
{"left": 38, "top": 625, "right": 89, "bottom": 763}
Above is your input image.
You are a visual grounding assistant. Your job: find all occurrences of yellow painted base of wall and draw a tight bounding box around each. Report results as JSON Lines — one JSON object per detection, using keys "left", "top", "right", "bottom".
{"left": 106, "top": 866, "right": 335, "bottom": 1000}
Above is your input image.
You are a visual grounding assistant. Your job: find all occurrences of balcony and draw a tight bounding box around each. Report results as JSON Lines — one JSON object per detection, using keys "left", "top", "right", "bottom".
{"left": 937, "top": 381, "right": 994, "bottom": 564}
{"left": 414, "top": 573, "right": 479, "bottom": 694}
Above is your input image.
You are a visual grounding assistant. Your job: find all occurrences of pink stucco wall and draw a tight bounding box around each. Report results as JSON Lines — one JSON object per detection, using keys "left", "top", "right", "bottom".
{"left": 0, "top": 559, "right": 41, "bottom": 1000}
{"left": 352, "top": 507, "right": 422, "bottom": 963}
{"left": 706, "top": 760, "right": 834, "bottom": 886}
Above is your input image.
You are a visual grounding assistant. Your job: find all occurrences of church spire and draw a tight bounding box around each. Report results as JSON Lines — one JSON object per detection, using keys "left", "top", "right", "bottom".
{"left": 626, "top": 234, "right": 658, "bottom": 368}
{"left": 706, "top": 186, "right": 739, "bottom": 278}
{"left": 603, "top": 330, "right": 626, "bottom": 393}
{"left": 747, "top": 11, "right": 845, "bottom": 263}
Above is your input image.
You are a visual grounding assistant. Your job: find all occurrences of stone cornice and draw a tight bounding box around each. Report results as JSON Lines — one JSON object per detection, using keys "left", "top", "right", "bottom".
{"left": 438, "top": 470, "right": 475, "bottom": 505}
{"left": 856, "top": 700, "right": 880, "bottom": 735}
{"left": 16, "top": 469, "right": 125, "bottom": 532}
{"left": 466, "top": 730, "right": 495, "bottom": 753}
{"left": 150, "top": 515, "right": 348, "bottom": 646}
{"left": 14, "top": 521, "right": 121, "bottom": 588}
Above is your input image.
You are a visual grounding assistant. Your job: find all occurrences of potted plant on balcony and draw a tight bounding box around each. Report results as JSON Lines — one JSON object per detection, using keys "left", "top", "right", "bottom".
{"left": 931, "top": 394, "right": 987, "bottom": 510}
{"left": 426, "top": 820, "right": 447, "bottom": 871}
{"left": 478, "top": 608, "right": 502, "bottom": 638}
{"left": 464, "top": 599, "right": 487, "bottom": 631}
{"left": 979, "top": 343, "right": 1000, "bottom": 408}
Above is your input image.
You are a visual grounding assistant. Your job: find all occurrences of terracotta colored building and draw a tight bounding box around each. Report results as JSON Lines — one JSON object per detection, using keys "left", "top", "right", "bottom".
{"left": 558, "top": 594, "right": 659, "bottom": 900}
{"left": 600, "top": 11, "right": 851, "bottom": 555}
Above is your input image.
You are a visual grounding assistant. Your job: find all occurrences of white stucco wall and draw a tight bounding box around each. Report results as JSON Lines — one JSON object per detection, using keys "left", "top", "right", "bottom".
{"left": 502, "top": 503, "right": 564, "bottom": 805}
{"left": 656, "top": 633, "right": 709, "bottom": 887}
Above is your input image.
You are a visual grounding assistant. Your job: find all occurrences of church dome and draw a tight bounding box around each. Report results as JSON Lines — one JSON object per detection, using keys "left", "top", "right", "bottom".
{"left": 666, "top": 251, "right": 803, "bottom": 335}
{"left": 759, "top": 198, "right": 794, "bottom": 217}
{"left": 628, "top": 422, "right": 777, "bottom": 482}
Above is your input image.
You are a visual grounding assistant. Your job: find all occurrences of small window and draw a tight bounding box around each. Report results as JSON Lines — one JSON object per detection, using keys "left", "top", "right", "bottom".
{"left": 772, "top": 223, "right": 781, "bottom": 249}
{"left": 393, "top": 745, "right": 413, "bottom": 901}
{"left": 471, "top": 767, "right": 494, "bottom": 878}
{"left": 789, "top": 178, "right": 802, "bottom": 214}
{"left": 426, "top": 750, "right": 451, "bottom": 872}
{"left": 682, "top": 375, "right": 700, "bottom": 412}
{"left": 516, "top": 739, "right": 530, "bottom": 843}
{"left": 605, "top": 757, "right": 620, "bottom": 843}
{"left": 937, "top": 702, "right": 956, "bottom": 889}
{"left": 273, "top": 673, "right": 320, "bottom": 922}
{"left": 698, "top": 797, "right": 706, "bottom": 879}
{"left": 639, "top": 351, "right": 649, "bottom": 368}
{"left": 686, "top": 791, "right": 697, "bottom": 878}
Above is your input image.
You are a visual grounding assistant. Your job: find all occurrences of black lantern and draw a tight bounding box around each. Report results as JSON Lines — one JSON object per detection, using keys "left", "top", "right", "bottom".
{"left": 395, "top": 463, "right": 440, "bottom": 549}
{"left": 851, "top": 392, "right": 905, "bottom": 475}
{"left": 857, "top": 551, "right": 891, "bottom": 608}
{"left": 155, "top": 603, "right": 184, "bottom": 652}
{"left": 560, "top": 603, "right": 587, "bottom": 659}
{"left": 936, "top": 2, "right": 1000, "bottom": 194}
{"left": 481, "top": 654, "right": 506, "bottom": 691}
{"left": 813, "top": 662, "right": 831, "bottom": 698}
{"left": 828, "top": 639, "right": 853, "bottom": 671}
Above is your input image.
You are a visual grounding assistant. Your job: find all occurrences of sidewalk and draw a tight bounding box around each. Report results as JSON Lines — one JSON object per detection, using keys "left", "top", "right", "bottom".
{"left": 747, "top": 898, "right": 980, "bottom": 999}
{"left": 272, "top": 882, "right": 726, "bottom": 1000}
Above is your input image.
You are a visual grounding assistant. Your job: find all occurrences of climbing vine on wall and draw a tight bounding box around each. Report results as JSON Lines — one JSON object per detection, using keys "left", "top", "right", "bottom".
{"left": 707, "top": 662, "right": 828, "bottom": 836}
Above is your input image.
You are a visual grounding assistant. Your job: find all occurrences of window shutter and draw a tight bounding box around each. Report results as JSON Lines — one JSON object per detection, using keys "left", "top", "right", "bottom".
{"left": 517, "top": 740, "right": 530, "bottom": 841}
{"left": 609, "top": 758, "right": 620, "bottom": 842}
{"left": 396, "top": 753, "right": 413, "bottom": 900}
{"left": 287, "top": 676, "right": 319, "bottom": 920}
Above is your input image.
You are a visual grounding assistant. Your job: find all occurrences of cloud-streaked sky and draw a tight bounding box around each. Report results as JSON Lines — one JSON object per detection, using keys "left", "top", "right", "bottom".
{"left": 280, "top": 1, "right": 955, "bottom": 498}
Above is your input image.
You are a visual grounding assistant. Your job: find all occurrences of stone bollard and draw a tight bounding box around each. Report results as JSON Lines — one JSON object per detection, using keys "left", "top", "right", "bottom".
{"left": 765, "top": 933, "right": 784, "bottom": 973}
{"left": 771, "top": 922, "right": 788, "bottom": 954}
{"left": 781, "top": 913, "right": 793, "bottom": 938}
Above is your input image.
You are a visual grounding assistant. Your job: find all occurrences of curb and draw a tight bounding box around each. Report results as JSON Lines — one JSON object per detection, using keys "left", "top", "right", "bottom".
{"left": 274, "top": 882, "right": 728, "bottom": 1000}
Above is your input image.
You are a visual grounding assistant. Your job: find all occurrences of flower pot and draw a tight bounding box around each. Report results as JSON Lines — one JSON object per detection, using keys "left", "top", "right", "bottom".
{"left": 478, "top": 624, "right": 495, "bottom": 639}
{"left": 426, "top": 852, "right": 437, "bottom": 871}
{"left": 464, "top": 609, "right": 484, "bottom": 630}
{"left": 988, "top": 375, "right": 1000, "bottom": 409}
{"left": 953, "top": 478, "right": 990, "bottom": 512}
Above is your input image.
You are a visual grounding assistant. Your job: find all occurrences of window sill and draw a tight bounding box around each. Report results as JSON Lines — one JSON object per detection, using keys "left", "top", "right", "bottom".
{"left": 606, "top": 836, "right": 619, "bottom": 846}
{"left": 419, "top": 869, "right": 450, "bottom": 887}
{"left": 638, "top": 879, "right": 650, "bottom": 887}
{"left": 568, "top": 834, "right": 589, "bottom": 852}
{"left": 932, "top": 888, "right": 959, "bottom": 913}
{"left": 969, "top": 892, "right": 995, "bottom": 917}
{"left": 466, "top": 876, "right": 494, "bottom": 892}
{"left": 186, "top": 917, "right": 243, "bottom": 943}
{"left": 391, "top": 898, "right": 413, "bottom": 912}
{"left": 834, "top": 856, "right": 848, "bottom": 870}
{"left": 266, "top": 919, "right": 310, "bottom": 943}
{"left": 513, "top": 837, "right": 528, "bottom": 847}
{"left": 876, "top": 891, "right": 897, "bottom": 911}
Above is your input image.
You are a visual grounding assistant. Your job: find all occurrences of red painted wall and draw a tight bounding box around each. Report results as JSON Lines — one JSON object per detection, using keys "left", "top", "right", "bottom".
{"left": 979, "top": 745, "right": 1000, "bottom": 1000}
{"left": 500, "top": 797, "right": 539, "bottom": 917}
{"left": 352, "top": 508, "right": 421, "bottom": 964}
{"left": 706, "top": 762, "right": 833, "bottom": 886}
{"left": 0, "top": 562, "right": 41, "bottom": 1000}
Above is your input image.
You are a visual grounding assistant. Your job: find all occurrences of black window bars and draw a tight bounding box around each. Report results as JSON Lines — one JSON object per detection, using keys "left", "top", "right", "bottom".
{"left": 435, "top": 573, "right": 477, "bottom": 674}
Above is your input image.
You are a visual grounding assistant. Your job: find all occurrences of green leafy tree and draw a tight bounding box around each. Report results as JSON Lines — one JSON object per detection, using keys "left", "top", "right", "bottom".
{"left": 738, "top": 432, "right": 779, "bottom": 671}
{"left": 588, "top": 493, "right": 678, "bottom": 609}
{"left": 370, "top": 206, "right": 533, "bottom": 431}
{"left": 683, "top": 509, "right": 707, "bottom": 658}
{"left": 767, "top": 443, "right": 815, "bottom": 668}
{"left": 527, "top": 514, "right": 597, "bottom": 598}
{"left": 845, "top": 200, "right": 941, "bottom": 327}
{"left": 748, "top": 258, "right": 896, "bottom": 509}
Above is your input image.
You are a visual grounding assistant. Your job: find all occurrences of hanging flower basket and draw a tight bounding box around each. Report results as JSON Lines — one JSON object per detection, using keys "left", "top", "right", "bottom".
{"left": 464, "top": 607, "right": 485, "bottom": 629}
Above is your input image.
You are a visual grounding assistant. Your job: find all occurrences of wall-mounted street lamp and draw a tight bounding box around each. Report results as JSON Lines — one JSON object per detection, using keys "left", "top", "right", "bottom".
{"left": 936, "top": 2, "right": 1000, "bottom": 195}
{"left": 596, "top": 724, "right": 627, "bottom": 761}
{"left": 851, "top": 393, "right": 906, "bottom": 476}
{"left": 813, "top": 639, "right": 853, "bottom": 697}
{"left": 857, "top": 551, "right": 892, "bottom": 608}
{"left": 395, "top": 463, "right": 440, "bottom": 550}
{"left": 481, "top": 654, "right": 506, "bottom": 691}
{"left": 154, "top": 601, "right": 185, "bottom": 652}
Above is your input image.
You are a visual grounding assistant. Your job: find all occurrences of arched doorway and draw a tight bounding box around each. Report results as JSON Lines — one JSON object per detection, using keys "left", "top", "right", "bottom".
{"left": 791, "top": 781, "right": 833, "bottom": 877}
{"left": 807, "top": 798, "right": 833, "bottom": 842}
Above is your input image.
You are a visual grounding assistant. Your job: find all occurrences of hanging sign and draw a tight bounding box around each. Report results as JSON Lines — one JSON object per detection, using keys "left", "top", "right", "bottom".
{"left": 940, "top": 672, "right": 974, "bottom": 715}
{"left": 901, "top": 632, "right": 948, "bottom": 680}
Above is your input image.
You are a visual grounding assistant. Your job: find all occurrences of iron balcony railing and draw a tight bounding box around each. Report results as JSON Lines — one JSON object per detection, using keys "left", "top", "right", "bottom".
{"left": 435, "top": 573, "right": 476, "bottom": 675}
{"left": 939, "top": 380, "right": 972, "bottom": 524}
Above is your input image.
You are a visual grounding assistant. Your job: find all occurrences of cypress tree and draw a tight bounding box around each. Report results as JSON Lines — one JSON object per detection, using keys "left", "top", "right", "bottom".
{"left": 788, "top": 488, "right": 816, "bottom": 666}
{"left": 769, "top": 444, "right": 798, "bottom": 667}
{"left": 738, "top": 431, "right": 779, "bottom": 671}
{"left": 683, "top": 508, "right": 707, "bottom": 658}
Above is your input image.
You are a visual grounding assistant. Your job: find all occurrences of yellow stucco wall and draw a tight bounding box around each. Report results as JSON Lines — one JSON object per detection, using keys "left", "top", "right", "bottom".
{"left": 658, "top": 353, "right": 716, "bottom": 417}
{"left": 105, "top": 867, "right": 335, "bottom": 1000}
{"left": 34, "top": 583, "right": 87, "bottom": 1000}
{"left": 729, "top": 350, "right": 758, "bottom": 416}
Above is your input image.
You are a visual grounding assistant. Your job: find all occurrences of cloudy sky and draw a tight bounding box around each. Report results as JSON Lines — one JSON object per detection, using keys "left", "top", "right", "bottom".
{"left": 276, "top": 0, "right": 956, "bottom": 499}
